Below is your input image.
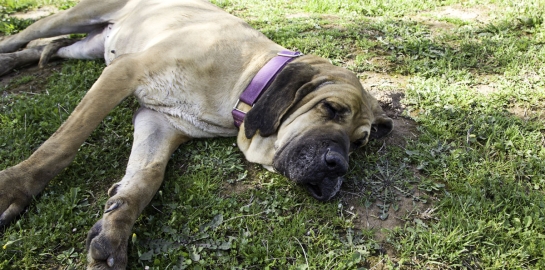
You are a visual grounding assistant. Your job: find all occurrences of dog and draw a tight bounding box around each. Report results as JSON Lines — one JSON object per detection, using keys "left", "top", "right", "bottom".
{"left": 0, "top": 0, "right": 393, "bottom": 268}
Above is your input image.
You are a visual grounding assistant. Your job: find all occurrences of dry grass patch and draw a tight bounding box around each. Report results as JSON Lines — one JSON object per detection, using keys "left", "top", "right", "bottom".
{"left": 12, "top": 6, "right": 59, "bottom": 20}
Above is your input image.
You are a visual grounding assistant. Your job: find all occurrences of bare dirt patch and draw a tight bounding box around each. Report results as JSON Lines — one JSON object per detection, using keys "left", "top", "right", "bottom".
{"left": 286, "top": 13, "right": 347, "bottom": 31}
{"left": 220, "top": 161, "right": 263, "bottom": 197}
{"left": 0, "top": 61, "right": 63, "bottom": 96}
{"left": 374, "top": 89, "right": 419, "bottom": 150}
{"left": 410, "top": 4, "right": 498, "bottom": 33}
{"left": 430, "top": 5, "right": 496, "bottom": 24}
{"left": 12, "top": 6, "right": 59, "bottom": 20}
{"left": 361, "top": 72, "right": 408, "bottom": 91}
{"left": 286, "top": 13, "right": 312, "bottom": 19}
{"left": 508, "top": 104, "right": 545, "bottom": 122}
{"left": 411, "top": 15, "right": 457, "bottom": 33}
{"left": 343, "top": 76, "right": 426, "bottom": 257}
{"left": 470, "top": 74, "right": 501, "bottom": 96}
{"left": 474, "top": 83, "right": 496, "bottom": 96}
{"left": 344, "top": 193, "right": 429, "bottom": 237}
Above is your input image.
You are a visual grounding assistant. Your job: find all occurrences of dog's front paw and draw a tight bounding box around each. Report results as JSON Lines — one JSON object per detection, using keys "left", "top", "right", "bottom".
{"left": 0, "top": 169, "right": 33, "bottom": 227}
{"left": 86, "top": 197, "right": 139, "bottom": 270}
{"left": 86, "top": 218, "right": 130, "bottom": 270}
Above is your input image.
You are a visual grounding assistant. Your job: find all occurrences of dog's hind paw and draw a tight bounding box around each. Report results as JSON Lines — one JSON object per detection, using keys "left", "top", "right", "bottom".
{"left": 0, "top": 53, "right": 17, "bottom": 76}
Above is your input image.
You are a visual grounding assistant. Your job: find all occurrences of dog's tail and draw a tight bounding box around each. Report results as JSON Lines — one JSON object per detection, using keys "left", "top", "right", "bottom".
{"left": 39, "top": 38, "right": 79, "bottom": 68}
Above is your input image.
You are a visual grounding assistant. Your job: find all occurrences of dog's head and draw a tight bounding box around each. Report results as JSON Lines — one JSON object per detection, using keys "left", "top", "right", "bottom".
{"left": 237, "top": 55, "right": 393, "bottom": 201}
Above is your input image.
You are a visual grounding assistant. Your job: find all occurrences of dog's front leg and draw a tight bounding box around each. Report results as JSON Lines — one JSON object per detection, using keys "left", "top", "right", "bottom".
{"left": 0, "top": 55, "right": 143, "bottom": 226}
{"left": 86, "top": 108, "right": 188, "bottom": 270}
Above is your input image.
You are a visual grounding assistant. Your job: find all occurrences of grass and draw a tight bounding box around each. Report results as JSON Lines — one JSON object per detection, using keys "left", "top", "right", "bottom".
{"left": 0, "top": 0, "right": 75, "bottom": 34}
{"left": 1, "top": 0, "right": 545, "bottom": 269}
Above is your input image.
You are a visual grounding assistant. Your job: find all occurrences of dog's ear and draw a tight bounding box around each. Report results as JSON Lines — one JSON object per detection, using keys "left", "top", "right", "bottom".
{"left": 244, "top": 62, "right": 320, "bottom": 138}
{"left": 369, "top": 101, "right": 393, "bottom": 140}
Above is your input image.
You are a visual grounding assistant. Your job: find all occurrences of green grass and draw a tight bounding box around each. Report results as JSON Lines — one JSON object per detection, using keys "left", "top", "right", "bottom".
{"left": 1, "top": 0, "right": 545, "bottom": 269}
{"left": 0, "top": 0, "right": 76, "bottom": 34}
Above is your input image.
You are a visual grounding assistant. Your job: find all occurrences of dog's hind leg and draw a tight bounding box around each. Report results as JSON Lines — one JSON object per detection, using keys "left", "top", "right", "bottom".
{"left": 86, "top": 108, "right": 188, "bottom": 269}
{"left": 0, "top": 0, "right": 127, "bottom": 74}
{"left": 0, "top": 0, "right": 130, "bottom": 53}
{"left": 0, "top": 54, "right": 144, "bottom": 227}
{"left": 0, "top": 26, "right": 108, "bottom": 75}
{"left": 0, "top": 45, "right": 46, "bottom": 76}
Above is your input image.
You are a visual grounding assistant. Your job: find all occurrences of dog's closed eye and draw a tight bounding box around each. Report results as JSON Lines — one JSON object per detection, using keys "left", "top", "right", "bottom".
{"left": 321, "top": 100, "right": 349, "bottom": 121}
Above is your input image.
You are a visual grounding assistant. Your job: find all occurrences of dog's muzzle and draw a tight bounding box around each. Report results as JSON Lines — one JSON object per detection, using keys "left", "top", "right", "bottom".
{"left": 273, "top": 134, "right": 349, "bottom": 201}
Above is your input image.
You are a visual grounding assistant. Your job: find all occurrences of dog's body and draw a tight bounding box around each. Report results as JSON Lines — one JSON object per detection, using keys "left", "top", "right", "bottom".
{"left": 0, "top": 0, "right": 393, "bottom": 268}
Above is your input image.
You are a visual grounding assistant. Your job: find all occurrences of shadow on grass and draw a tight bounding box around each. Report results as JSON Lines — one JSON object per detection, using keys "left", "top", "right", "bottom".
{"left": 249, "top": 15, "right": 544, "bottom": 77}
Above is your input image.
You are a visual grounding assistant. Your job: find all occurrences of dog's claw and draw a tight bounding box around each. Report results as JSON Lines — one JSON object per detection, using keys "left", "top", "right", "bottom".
{"left": 107, "top": 256, "right": 115, "bottom": 267}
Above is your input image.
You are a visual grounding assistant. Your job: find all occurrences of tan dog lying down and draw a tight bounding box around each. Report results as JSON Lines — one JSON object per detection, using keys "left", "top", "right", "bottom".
{"left": 0, "top": 0, "right": 393, "bottom": 268}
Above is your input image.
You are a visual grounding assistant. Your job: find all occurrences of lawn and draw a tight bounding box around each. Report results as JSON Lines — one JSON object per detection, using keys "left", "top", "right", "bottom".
{"left": 1, "top": 0, "right": 544, "bottom": 269}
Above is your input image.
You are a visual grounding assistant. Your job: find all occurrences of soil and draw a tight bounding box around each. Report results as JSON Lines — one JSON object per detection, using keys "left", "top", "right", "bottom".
{"left": 411, "top": 4, "right": 498, "bottom": 32}
{"left": 348, "top": 76, "right": 423, "bottom": 243}
{"left": 220, "top": 161, "right": 264, "bottom": 197}
{"left": 12, "top": 6, "right": 59, "bottom": 20}
{"left": 0, "top": 61, "right": 63, "bottom": 95}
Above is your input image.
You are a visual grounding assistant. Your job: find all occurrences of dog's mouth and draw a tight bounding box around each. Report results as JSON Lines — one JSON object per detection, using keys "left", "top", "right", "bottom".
{"left": 304, "top": 176, "right": 343, "bottom": 201}
{"left": 306, "top": 183, "right": 322, "bottom": 198}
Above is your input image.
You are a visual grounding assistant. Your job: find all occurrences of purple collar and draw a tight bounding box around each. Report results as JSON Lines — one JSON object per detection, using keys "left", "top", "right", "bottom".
{"left": 232, "top": 50, "right": 303, "bottom": 128}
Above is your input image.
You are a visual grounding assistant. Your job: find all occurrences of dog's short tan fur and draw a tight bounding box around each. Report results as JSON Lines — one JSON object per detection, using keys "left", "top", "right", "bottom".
{"left": 0, "top": 0, "right": 393, "bottom": 268}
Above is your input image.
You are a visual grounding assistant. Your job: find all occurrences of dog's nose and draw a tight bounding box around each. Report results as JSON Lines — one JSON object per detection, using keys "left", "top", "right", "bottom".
{"left": 323, "top": 147, "right": 348, "bottom": 173}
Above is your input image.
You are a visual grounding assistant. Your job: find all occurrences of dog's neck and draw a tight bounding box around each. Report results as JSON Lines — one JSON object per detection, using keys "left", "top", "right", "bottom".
{"left": 232, "top": 50, "right": 303, "bottom": 127}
